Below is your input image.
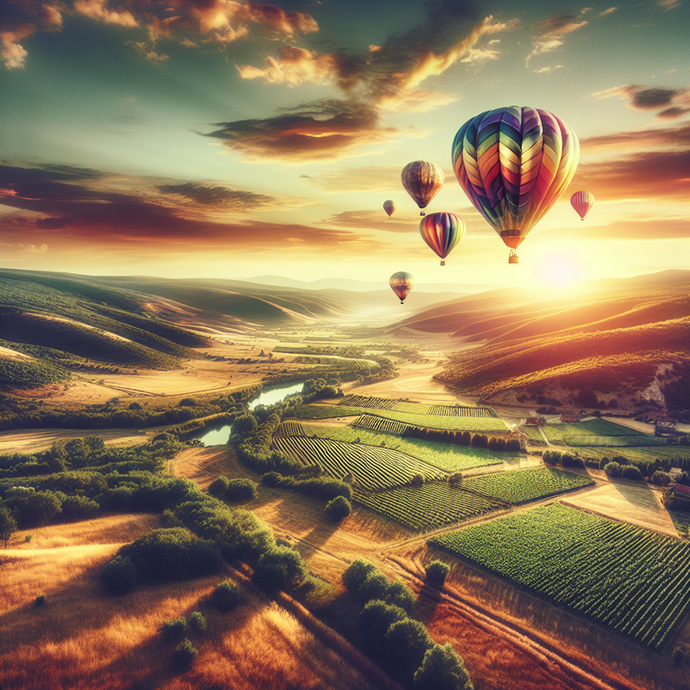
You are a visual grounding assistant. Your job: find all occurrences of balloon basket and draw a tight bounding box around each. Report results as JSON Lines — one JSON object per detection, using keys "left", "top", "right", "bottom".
{"left": 508, "top": 251, "right": 519, "bottom": 264}
{"left": 420, "top": 211, "right": 425, "bottom": 216}
{"left": 440, "top": 260, "right": 445, "bottom": 266}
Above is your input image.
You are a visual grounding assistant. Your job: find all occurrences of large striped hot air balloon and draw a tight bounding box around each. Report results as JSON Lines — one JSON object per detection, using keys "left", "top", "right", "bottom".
{"left": 389, "top": 271, "right": 414, "bottom": 304}
{"left": 401, "top": 161, "right": 445, "bottom": 215}
{"left": 452, "top": 106, "right": 579, "bottom": 263}
{"left": 570, "top": 191, "right": 594, "bottom": 220}
{"left": 419, "top": 212, "right": 465, "bottom": 266}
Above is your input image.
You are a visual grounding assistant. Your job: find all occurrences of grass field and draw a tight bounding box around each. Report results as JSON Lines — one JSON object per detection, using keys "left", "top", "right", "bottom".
{"left": 352, "top": 483, "right": 505, "bottom": 531}
{"left": 458, "top": 467, "right": 595, "bottom": 504}
{"left": 430, "top": 503, "right": 690, "bottom": 648}
{"left": 272, "top": 435, "right": 446, "bottom": 490}
{"left": 299, "top": 423, "right": 506, "bottom": 473}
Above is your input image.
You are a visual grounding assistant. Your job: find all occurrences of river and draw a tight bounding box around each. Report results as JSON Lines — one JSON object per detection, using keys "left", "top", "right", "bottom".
{"left": 194, "top": 382, "right": 304, "bottom": 446}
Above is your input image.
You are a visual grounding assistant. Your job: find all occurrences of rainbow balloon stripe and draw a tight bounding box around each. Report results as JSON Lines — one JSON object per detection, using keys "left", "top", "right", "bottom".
{"left": 419, "top": 212, "right": 465, "bottom": 263}
{"left": 570, "top": 190, "right": 595, "bottom": 220}
{"left": 452, "top": 106, "right": 579, "bottom": 250}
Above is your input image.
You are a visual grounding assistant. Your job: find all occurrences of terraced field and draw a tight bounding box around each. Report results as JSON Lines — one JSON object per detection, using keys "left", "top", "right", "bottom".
{"left": 458, "top": 467, "right": 594, "bottom": 504}
{"left": 430, "top": 503, "right": 690, "bottom": 648}
{"left": 272, "top": 436, "right": 446, "bottom": 490}
{"left": 352, "top": 484, "right": 505, "bottom": 531}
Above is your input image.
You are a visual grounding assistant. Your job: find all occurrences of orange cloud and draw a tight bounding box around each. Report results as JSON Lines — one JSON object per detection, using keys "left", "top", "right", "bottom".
{"left": 237, "top": 46, "right": 343, "bottom": 87}
{"left": 1, "top": 1, "right": 63, "bottom": 69}
{"left": 580, "top": 122, "right": 690, "bottom": 154}
{"left": 205, "top": 99, "right": 400, "bottom": 161}
{"left": 526, "top": 13, "right": 587, "bottom": 65}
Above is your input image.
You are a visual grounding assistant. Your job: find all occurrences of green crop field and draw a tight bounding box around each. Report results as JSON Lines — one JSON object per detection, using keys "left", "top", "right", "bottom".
{"left": 458, "top": 467, "right": 594, "bottom": 504}
{"left": 293, "top": 404, "right": 364, "bottom": 419}
{"left": 574, "top": 419, "right": 647, "bottom": 436}
{"left": 430, "top": 503, "right": 690, "bottom": 648}
{"left": 352, "top": 484, "right": 505, "bottom": 531}
{"left": 365, "top": 410, "right": 509, "bottom": 432}
{"left": 274, "top": 420, "right": 307, "bottom": 438}
{"left": 272, "top": 436, "right": 446, "bottom": 490}
{"left": 521, "top": 426, "right": 547, "bottom": 444}
{"left": 353, "top": 414, "right": 410, "bottom": 435}
{"left": 564, "top": 434, "right": 666, "bottom": 448}
{"left": 340, "top": 394, "right": 398, "bottom": 410}
{"left": 339, "top": 395, "right": 498, "bottom": 418}
{"left": 299, "top": 423, "right": 506, "bottom": 473}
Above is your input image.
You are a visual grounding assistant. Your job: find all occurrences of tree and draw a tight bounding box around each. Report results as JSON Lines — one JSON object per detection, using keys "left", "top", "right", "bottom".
{"left": 413, "top": 643, "right": 473, "bottom": 690}
{"left": 172, "top": 638, "right": 198, "bottom": 671}
{"left": 384, "top": 619, "right": 434, "bottom": 679}
{"left": 358, "top": 600, "right": 408, "bottom": 655}
{"left": 342, "top": 558, "right": 378, "bottom": 593}
{"left": 253, "top": 546, "right": 307, "bottom": 591}
{"left": 324, "top": 495, "right": 352, "bottom": 521}
{"left": 100, "top": 555, "right": 137, "bottom": 595}
{"left": 210, "top": 579, "right": 240, "bottom": 611}
{"left": 0, "top": 505, "right": 17, "bottom": 548}
{"left": 425, "top": 560, "right": 450, "bottom": 587}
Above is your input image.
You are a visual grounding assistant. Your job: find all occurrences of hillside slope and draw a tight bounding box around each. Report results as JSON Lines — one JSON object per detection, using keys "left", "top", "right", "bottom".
{"left": 396, "top": 271, "right": 690, "bottom": 413}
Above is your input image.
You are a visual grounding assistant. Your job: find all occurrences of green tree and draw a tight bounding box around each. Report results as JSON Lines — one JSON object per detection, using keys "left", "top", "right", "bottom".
{"left": 426, "top": 560, "right": 451, "bottom": 586}
{"left": 413, "top": 643, "right": 473, "bottom": 690}
{"left": 253, "top": 546, "right": 307, "bottom": 591}
{"left": 324, "top": 495, "right": 352, "bottom": 521}
{"left": 0, "top": 505, "right": 17, "bottom": 548}
{"left": 358, "top": 600, "right": 408, "bottom": 655}
{"left": 384, "top": 618, "right": 434, "bottom": 679}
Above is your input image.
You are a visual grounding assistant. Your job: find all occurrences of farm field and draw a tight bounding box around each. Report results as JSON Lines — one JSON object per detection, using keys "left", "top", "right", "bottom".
{"left": 430, "top": 503, "right": 690, "bottom": 648}
{"left": 352, "top": 483, "right": 505, "bottom": 531}
{"left": 272, "top": 435, "right": 447, "bottom": 489}
{"left": 298, "top": 422, "right": 507, "bottom": 473}
{"left": 560, "top": 481, "right": 678, "bottom": 537}
{"left": 339, "top": 395, "right": 499, "bottom": 418}
{"left": 458, "top": 467, "right": 595, "bottom": 504}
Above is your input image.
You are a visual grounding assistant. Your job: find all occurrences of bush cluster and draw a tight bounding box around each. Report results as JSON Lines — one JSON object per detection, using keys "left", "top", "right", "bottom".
{"left": 403, "top": 427, "right": 522, "bottom": 452}
{"left": 261, "top": 471, "right": 351, "bottom": 502}
{"left": 208, "top": 476, "right": 258, "bottom": 502}
{"left": 343, "top": 559, "right": 472, "bottom": 689}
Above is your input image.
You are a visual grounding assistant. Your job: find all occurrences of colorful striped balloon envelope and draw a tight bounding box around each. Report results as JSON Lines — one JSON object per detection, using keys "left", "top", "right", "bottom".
{"left": 419, "top": 212, "right": 465, "bottom": 266}
{"left": 570, "top": 191, "right": 595, "bottom": 220}
{"left": 452, "top": 106, "right": 579, "bottom": 263}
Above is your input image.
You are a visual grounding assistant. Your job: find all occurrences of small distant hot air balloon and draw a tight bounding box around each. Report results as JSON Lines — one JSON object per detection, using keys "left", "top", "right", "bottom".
{"left": 452, "top": 106, "right": 579, "bottom": 264}
{"left": 383, "top": 199, "right": 397, "bottom": 217}
{"left": 419, "top": 212, "right": 465, "bottom": 266}
{"left": 389, "top": 271, "right": 414, "bottom": 304}
{"left": 401, "top": 161, "right": 444, "bottom": 215}
{"left": 570, "top": 191, "right": 594, "bottom": 220}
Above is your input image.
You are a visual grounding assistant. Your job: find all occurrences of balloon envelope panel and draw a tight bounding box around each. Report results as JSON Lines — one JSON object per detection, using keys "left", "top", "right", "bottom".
{"left": 452, "top": 106, "right": 579, "bottom": 249}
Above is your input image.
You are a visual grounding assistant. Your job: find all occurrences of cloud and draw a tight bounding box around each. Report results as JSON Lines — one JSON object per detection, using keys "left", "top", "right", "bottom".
{"left": 0, "top": 1, "right": 63, "bottom": 69}
{"left": 1, "top": 0, "right": 319, "bottom": 69}
{"left": 596, "top": 7, "right": 619, "bottom": 18}
{"left": 0, "top": 163, "right": 373, "bottom": 254}
{"left": 571, "top": 150, "right": 690, "bottom": 202}
{"left": 236, "top": 3, "right": 518, "bottom": 113}
{"left": 551, "top": 218, "right": 689, "bottom": 240}
{"left": 579, "top": 122, "right": 690, "bottom": 153}
{"left": 657, "top": 0, "right": 681, "bottom": 9}
{"left": 526, "top": 13, "right": 587, "bottom": 65}
{"left": 0, "top": 242, "right": 47, "bottom": 253}
{"left": 157, "top": 182, "right": 276, "bottom": 211}
{"left": 533, "top": 65, "right": 563, "bottom": 74}
{"left": 204, "top": 98, "right": 400, "bottom": 161}
{"left": 592, "top": 84, "right": 690, "bottom": 119}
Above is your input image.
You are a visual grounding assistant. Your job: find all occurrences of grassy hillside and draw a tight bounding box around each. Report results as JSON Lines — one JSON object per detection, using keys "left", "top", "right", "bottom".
{"left": 409, "top": 272, "right": 690, "bottom": 413}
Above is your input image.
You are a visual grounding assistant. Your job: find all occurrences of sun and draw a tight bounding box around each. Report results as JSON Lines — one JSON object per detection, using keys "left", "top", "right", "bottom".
{"left": 533, "top": 249, "right": 585, "bottom": 288}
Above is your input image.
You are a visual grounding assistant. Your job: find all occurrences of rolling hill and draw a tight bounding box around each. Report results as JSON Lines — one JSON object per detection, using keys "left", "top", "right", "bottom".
{"left": 394, "top": 270, "right": 690, "bottom": 414}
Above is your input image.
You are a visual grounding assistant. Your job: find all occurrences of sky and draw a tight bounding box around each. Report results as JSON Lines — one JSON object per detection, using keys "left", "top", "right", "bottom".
{"left": 0, "top": 0, "right": 689, "bottom": 292}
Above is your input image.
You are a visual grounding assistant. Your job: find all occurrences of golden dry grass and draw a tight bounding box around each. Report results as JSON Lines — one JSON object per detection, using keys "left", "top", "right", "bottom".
{"left": 0, "top": 517, "right": 393, "bottom": 690}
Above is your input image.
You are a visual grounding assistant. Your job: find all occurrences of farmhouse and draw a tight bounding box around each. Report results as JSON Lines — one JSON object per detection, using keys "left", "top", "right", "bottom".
{"left": 651, "top": 415, "right": 678, "bottom": 437}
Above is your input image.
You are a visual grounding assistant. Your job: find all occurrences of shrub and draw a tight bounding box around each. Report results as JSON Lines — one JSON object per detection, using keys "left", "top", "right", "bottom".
{"left": 384, "top": 618, "right": 434, "bottom": 679}
{"left": 161, "top": 617, "right": 187, "bottom": 640}
{"left": 100, "top": 555, "right": 137, "bottom": 595}
{"left": 208, "top": 476, "right": 229, "bottom": 497}
{"left": 425, "top": 560, "right": 450, "bottom": 586}
{"left": 651, "top": 470, "right": 672, "bottom": 486}
{"left": 210, "top": 579, "right": 239, "bottom": 612}
{"left": 622, "top": 465, "right": 644, "bottom": 481}
{"left": 253, "top": 546, "right": 307, "bottom": 591}
{"left": 178, "top": 398, "right": 197, "bottom": 407}
{"left": 60, "top": 494, "right": 100, "bottom": 521}
{"left": 413, "top": 642, "right": 473, "bottom": 690}
{"left": 0, "top": 505, "right": 17, "bottom": 548}
{"left": 411, "top": 473, "right": 425, "bottom": 487}
{"left": 118, "top": 528, "right": 222, "bottom": 582}
{"left": 542, "top": 450, "right": 561, "bottom": 466}
{"left": 172, "top": 638, "right": 198, "bottom": 671}
{"left": 225, "top": 478, "right": 258, "bottom": 502}
{"left": 672, "top": 646, "right": 683, "bottom": 665}
{"left": 189, "top": 611, "right": 207, "bottom": 633}
{"left": 342, "top": 558, "right": 378, "bottom": 593}
{"left": 35, "top": 594, "right": 46, "bottom": 607}
{"left": 359, "top": 571, "right": 390, "bottom": 603}
{"left": 358, "top": 600, "right": 408, "bottom": 655}
{"left": 604, "top": 461, "right": 622, "bottom": 478}
{"left": 386, "top": 580, "right": 415, "bottom": 614}
{"left": 324, "top": 495, "right": 352, "bottom": 522}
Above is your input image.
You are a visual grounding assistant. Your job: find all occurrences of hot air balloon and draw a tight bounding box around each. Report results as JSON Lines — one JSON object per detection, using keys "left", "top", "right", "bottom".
{"left": 452, "top": 106, "right": 579, "bottom": 264}
{"left": 570, "top": 191, "right": 594, "bottom": 220}
{"left": 383, "top": 199, "right": 397, "bottom": 217}
{"left": 419, "top": 212, "right": 465, "bottom": 266}
{"left": 401, "top": 161, "right": 445, "bottom": 215}
{"left": 389, "top": 271, "right": 414, "bottom": 304}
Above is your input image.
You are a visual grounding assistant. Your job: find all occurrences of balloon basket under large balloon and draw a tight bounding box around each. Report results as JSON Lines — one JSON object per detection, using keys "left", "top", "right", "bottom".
{"left": 508, "top": 250, "right": 519, "bottom": 264}
{"left": 440, "top": 260, "right": 445, "bottom": 266}
{"left": 420, "top": 211, "right": 425, "bottom": 216}
{"left": 400, "top": 300, "right": 404, "bottom": 305}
